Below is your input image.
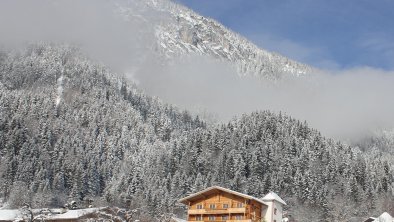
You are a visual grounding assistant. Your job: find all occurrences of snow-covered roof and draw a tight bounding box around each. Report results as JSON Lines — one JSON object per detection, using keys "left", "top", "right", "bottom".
{"left": 377, "top": 212, "right": 393, "bottom": 222}
{"left": 179, "top": 186, "right": 268, "bottom": 206}
{"left": 363, "top": 217, "right": 376, "bottom": 222}
{"left": 261, "top": 191, "right": 287, "bottom": 205}
{"left": 48, "top": 208, "right": 102, "bottom": 219}
{"left": 363, "top": 212, "right": 394, "bottom": 222}
{"left": 171, "top": 217, "right": 187, "bottom": 222}
{"left": 0, "top": 209, "right": 21, "bottom": 221}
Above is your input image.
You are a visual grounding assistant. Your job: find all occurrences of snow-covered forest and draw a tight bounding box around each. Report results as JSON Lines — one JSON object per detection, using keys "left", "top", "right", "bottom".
{"left": 0, "top": 45, "right": 393, "bottom": 221}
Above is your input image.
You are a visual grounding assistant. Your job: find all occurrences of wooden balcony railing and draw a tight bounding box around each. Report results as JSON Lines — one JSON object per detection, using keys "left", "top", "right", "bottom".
{"left": 188, "top": 207, "right": 247, "bottom": 214}
{"left": 187, "top": 220, "right": 251, "bottom": 222}
{"left": 188, "top": 207, "right": 247, "bottom": 215}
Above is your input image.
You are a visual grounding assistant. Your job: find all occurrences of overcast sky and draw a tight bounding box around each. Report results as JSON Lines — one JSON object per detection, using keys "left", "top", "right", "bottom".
{"left": 176, "top": 0, "right": 394, "bottom": 70}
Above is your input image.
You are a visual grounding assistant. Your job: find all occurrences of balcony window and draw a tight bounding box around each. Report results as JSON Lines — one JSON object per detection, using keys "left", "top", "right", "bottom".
{"left": 209, "top": 204, "right": 216, "bottom": 209}
{"left": 222, "top": 215, "right": 228, "bottom": 220}
{"left": 235, "top": 215, "right": 243, "bottom": 220}
{"left": 197, "top": 204, "right": 203, "bottom": 209}
{"left": 237, "top": 202, "right": 243, "bottom": 208}
{"left": 223, "top": 203, "right": 229, "bottom": 209}
{"left": 196, "top": 215, "right": 202, "bottom": 221}
{"left": 208, "top": 216, "right": 215, "bottom": 221}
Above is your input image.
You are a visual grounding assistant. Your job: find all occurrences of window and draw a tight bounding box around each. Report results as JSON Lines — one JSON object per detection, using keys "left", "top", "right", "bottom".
{"left": 223, "top": 203, "right": 229, "bottom": 209}
{"left": 196, "top": 215, "right": 202, "bottom": 221}
{"left": 235, "top": 215, "right": 243, "bottom": 220}
{"left": 222, "top": 215, "right": 228, "bottom": 220}
{"left": 208, "top": 216, "right": 215, "bottom": 221}
{"left": 237, "top": 202, "right": 243, "bottom": 208}
{"left": 274, "top": 208, "right": 277, "bottom": 215}
{"left": 197, "top": 204, "right": 203, "bottom": 209}
{"left": 209, "top": 204, "right": 216, "bottom": 209}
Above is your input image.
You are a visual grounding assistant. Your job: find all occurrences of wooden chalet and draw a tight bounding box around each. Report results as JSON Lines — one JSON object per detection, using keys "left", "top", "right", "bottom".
{"left": 179, "top": 186, "right": 286, "bottom": 222}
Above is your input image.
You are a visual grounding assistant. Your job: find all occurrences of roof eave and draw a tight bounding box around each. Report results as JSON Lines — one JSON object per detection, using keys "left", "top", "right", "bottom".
{"left": 177, "top": 186, "right": 268, "bottom": 206}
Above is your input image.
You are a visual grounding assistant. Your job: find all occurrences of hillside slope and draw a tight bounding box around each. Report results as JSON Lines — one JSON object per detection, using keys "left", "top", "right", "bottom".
{"left": 0, "top": 44, "right": 204, "bottom": 207}
{"left": 0, "top": 45, "right": 393, "bottom": 221}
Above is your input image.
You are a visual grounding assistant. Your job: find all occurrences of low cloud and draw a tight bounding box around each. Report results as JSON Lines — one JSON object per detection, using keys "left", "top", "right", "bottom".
{"left": 135, "top": 55, "right": 394, "bottom": 141}
{"left": 0, "top": 0, "right": 159, "bottom": 72}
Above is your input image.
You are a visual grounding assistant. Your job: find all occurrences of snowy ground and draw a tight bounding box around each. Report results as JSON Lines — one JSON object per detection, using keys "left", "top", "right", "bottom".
{"left": 0, "top": 209, "right": 21, "bottom": 221}
{"left": 0, "top": 207, "right": 104, "bottom": 221}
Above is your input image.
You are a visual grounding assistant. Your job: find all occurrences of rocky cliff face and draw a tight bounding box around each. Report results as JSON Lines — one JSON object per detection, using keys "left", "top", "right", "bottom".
{"left": 118, "top": 0, "right": 312, "bottom": 81}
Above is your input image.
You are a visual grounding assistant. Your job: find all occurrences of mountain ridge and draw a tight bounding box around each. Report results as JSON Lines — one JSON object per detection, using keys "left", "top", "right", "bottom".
{"left": 118, "top": 0, "right": 312, "bottom": 81}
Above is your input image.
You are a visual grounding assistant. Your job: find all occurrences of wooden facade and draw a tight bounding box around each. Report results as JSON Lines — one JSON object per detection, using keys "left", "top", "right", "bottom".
{"left": 179, "top": 186, "right": 268, "bottom": 222}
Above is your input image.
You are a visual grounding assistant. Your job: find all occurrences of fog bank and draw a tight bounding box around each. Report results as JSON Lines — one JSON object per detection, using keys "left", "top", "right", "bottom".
{"left": 0, "top": 0, "right": 159, "bottom": 72}
{"left": 135, "top": 55, "right": 394, "bottom": 141}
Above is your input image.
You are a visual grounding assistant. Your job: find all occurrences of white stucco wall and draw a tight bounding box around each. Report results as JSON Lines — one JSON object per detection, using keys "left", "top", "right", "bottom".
{"left": 262, "top": 200, "right": 283, "bottom": 222}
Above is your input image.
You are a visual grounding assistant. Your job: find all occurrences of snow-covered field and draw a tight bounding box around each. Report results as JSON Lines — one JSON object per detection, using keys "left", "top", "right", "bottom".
{"left": 0, "top": 209, "right": 21, "bottom": 221}
{"left": 0, "top": 207, "right": 104, "bottom": 221}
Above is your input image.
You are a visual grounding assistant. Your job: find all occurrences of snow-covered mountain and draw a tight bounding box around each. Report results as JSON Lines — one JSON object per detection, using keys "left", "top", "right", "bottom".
{"left": 0, "top": 30, "right": 392, "bottom": 222}
{"left": 1, "top": 1, "right": 393, "bottom": 221}
{"left": 118, "top": 0, "right": 312, "bottom": 80}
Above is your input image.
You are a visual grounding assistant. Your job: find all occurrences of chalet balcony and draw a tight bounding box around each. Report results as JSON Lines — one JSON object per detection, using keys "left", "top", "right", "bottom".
{"left": 188, "top": 207, "right": 246, "bottom": 215}
{"left": 187, "top": 220, "right": 252, "bottom": 222}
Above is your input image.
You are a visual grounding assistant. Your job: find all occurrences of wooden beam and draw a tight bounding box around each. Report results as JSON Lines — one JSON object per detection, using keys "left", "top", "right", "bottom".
{"left": 244, "top": 199, "right": 246, "bottom": 219}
